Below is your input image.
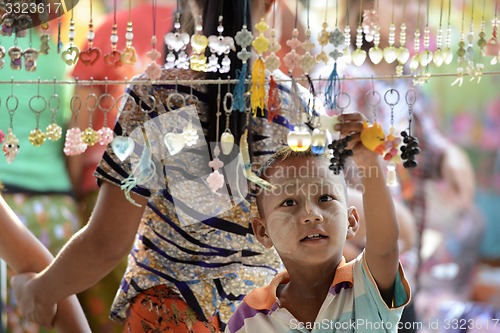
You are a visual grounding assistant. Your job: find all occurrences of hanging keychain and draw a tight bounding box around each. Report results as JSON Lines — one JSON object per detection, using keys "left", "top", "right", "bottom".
{"left": 233, "top": 0, "right": 253, "bottom": 112}
{"left": 452, "top": 1, "right": 468, "bottom": 87}
{"left": 384, "top": 0, "right": 398, "bottom": 64}
{"left": 433, "top": 0, "right": 445, "bottom": 66}
{"left": 97, "top": 78, "right": 115, "bottom": 146}
{"left": 81, "top": 81, "right": 99, "bottom": 146}
{"left": 400, "top": 89, "right": 420, "bottom": 168}
{"left": 419, "top": 0, "right": 433, "bottom": 70}
{"left": 287, "top": 75, "right": 311, "bottom": 152}
{"left": 1, "top": 12, "right": 15, "bottom": 36}
{"left": 366, "top": 0, "right": 383, "bottom": 65}
{"left": 0, "top": 39, "right": 6, "bottom": 69}
{"left": 310, "top": 86, "right": 327, "bottom": 155}
{"left": 283, "top": 0, "right": 303, "bottom": 72}
{"left": 145, "top": 0, "right": 162, "bottom": 80}
{"left": 324, "top": 0, "right": 344, "bottom": 110}
{"left": 121, "top": 0, "right": 137, "bottom": 65}
{"left": 207, "top": 12, "right": 236, "bottom": 74}
{"left": 3, "top": 80, "right": 20, "bottom": 163}
{"left": 383, "top": 89, "right": 402, "bottom": 187}
{"left": 28, "top": 79, "right": 47, "bottom": 147}
{"left": 487, "top": 1, "right": 499, "bottom": 64}
{"left": 190, "top": 15, "right": 208, "bottom": 71}
{"left": 8, "top": 36, "right": 22, "bottom": 71}
{"left": 79, "top": 0, "right": 101, "bottom": 66}
{"left": 476, "top": 0, "right": 487, "bottom": 80}
{"left": 39, "top": 18, "right": 50, "bottom": 55}
{"left": 251, "top": 12, "right": 270, "bottom": 117}
{"left": 328, "top": 91, "right": 353, "bottom": 175}
{"left": 409, "top": 0, "right": 422, "bottom": 74}
{"left": 104, "top": 0, "right": 122, "bottom": 67}
{"left": 62, "top": 4, "right": 80, "bottom": 66}
{"left": 396, "top": 0, "right": 409, "bottom": 75}
{"left": 316, "top": 0, "right": 330, "bottom": 65}
{"left": 465, "top": 0, "right": 477, "bottom": 81}
{"left": 111, "top": 93, "right": 137, "bottom": 161}
{"left": 206, "top": 81, "right": 225, "bottom": 193}
{"left": 221, "top": 81, "right": 235, "bottom": 155}
{"left": 64, "top": 91, "right": 88, "bottom": 156}
{"left": 443, "top": 0, "right": 454, "bottom": 65}
{"left": 265, "top": 0, "right": 281, "bottom": 122}
{"left": 164, "top": 1, "right": 190, "bottom": 69}
{"left": 23, "top": 28, "right": 38, "bottom": 72}
{"left": 46, "top": 78, "right": 63, "bottom": 141}
{"left": 352, "top": 0, "right": 367, "bottom": 66}
{"left": 300, "top": 0, "right": 316, "bottom": 75}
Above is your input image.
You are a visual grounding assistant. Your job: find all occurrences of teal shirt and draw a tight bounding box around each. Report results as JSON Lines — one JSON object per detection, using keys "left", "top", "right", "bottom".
{"left": 0, "top": 30, "right": 73, "bottom": 193}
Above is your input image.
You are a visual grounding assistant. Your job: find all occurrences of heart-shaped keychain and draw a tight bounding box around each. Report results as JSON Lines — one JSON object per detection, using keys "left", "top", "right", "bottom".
{"left": 111, "top": 136, "right": 135, "bottom": 161}
{"left": 164, "top": 132, "right": 186, "bottom": 156}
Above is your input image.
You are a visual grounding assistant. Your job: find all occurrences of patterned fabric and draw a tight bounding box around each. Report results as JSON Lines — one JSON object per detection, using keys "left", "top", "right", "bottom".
{"left": 95, "top": 68, "right": 318, "bottom": 326}
{"left": 226, "top": 253, "right": 410, "bottom": 333}
{"left": 123, "top": 285, "right": 221, "bottom": 333}
{"left": 3, "top": 193, "right": 79, "bottom": 333}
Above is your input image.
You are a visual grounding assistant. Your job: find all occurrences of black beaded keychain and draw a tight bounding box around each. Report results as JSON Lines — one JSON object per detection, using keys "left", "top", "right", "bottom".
{"left": 328, "top": 91, "right": 353, "bottom": 175}
{"left": 400, "top": 89, "right": 420, "bottom": 168}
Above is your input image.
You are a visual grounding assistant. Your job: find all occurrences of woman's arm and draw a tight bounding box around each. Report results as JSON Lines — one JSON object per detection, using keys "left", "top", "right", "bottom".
{"left": 0, "top": 195, "right": 91, "bottom": 332}
{"left": 11, "top": 182, "right": 147, "bottom": 327}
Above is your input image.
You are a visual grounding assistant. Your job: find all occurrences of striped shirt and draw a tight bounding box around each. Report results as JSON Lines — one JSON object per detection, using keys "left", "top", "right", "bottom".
{"left": 94, "top": 68, "right": 320, "bottom": 325}
{"left": 226, "top": 253, "right": 410, "bottom": 333}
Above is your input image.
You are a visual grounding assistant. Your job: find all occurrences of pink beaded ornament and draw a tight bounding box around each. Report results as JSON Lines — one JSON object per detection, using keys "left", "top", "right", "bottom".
{"left": 97, "top": 82, "right": 115, "bottom": 146}
{"left": 63, "top": 95, "right": 88, "bottom": 156}
{"left": 46, "top": 81, "right": 63, "bottom": 141}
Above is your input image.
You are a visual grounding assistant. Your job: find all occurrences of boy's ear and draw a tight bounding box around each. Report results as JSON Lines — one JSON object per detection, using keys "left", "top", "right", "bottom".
{"left": 251, "top": 217, "right": 273, "bottom": 248}
{"left": 346, "top": 207, "right": 360, "bottom": 240}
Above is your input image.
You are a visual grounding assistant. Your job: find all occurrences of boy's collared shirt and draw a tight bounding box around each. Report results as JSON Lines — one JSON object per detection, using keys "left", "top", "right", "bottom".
{"left": 226, "top": 252, "right": 411, "bottom": 333}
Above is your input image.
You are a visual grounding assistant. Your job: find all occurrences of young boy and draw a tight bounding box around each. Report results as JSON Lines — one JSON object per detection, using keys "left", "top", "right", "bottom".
{"left": 226, "top": 112, "right": 410, "bottom": 333}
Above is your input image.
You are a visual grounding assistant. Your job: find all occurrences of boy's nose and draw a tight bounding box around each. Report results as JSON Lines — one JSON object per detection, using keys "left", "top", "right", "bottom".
{"left": 303, "top": 207, "right": 324, "bottom": 224}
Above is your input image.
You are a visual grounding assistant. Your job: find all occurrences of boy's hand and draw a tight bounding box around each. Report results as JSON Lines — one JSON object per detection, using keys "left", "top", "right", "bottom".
{"left": 333, "top": 112, "right": 380, "bottom": 168}
{"left": 11, "top": 273, "right": 57, "bottom": 328}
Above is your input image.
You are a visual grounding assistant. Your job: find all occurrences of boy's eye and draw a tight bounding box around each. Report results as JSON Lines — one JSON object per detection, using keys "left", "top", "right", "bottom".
{"left": 281, "top": 199, "right": 297, "bottom": 207}
{"left": 319, "top": 195, "right": 334, "bottom": 202}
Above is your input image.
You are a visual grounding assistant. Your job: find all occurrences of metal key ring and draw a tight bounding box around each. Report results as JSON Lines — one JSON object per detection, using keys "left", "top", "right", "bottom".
{"left": 365, "top": 90, "right": 381, "bottom": 108}
{"left": 6, "top": 95, "right": 19, "bottom": 113}
{"left": 115, "top": 92, "right": 137, "bottom": 115}
{"left": 29, "top": 95, "right": 47, "bottom": 114}
{"left": 98, "top": 93, "right": 116, "bottom": 114}
{"left": 405, "top": 88, "right": 417, "bottom": 106}
{"left": 70, "top": 95, "right": 82, "bottom": 113}
{"left": 139, "top": 93, "right": 157, "bottom": 114}
{"left": 336, "top": 92, "right": 351, "bottom": 111}
{"left": 384, "top": 88, "right": 400, "bottom": 107}
{"left": 166, "top": 92, "right": 186, "bottom": 111}
{"left": 86, "top": 92, "right": 99, "bottom": 112}
{"left": 223, "top": 92, "right": 233, "bottom": 114}
{"left": 48, "top": 93, "right": 61, "bottom": 112}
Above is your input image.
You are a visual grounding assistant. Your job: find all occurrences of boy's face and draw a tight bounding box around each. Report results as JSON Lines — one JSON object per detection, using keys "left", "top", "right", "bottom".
{"left": 253, "top": 157, "right": 359, "bottom": 268}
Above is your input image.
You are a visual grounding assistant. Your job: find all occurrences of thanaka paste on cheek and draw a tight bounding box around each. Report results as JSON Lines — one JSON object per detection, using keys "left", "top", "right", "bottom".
{"left": 265, "top": 211, "right": 298, "bottom": 255}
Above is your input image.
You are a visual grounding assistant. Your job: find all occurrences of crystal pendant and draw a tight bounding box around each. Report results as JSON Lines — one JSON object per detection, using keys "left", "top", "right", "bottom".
{"left": 311, "top": 128, "right": 327, "bottom": 155}
{"left": 111, "top": 136, "right": 135, "bottom": 161}
{"left": 368, "top": 46, "right": 383, "bottom": 64}
{"left": 220, "top": 131, "right": 234, "bottom": 155}
{"left": 352, "top": 49, "right": 367, "bottom": 67}
{"left": 383, "top": 46, "right": 398, "bottom": 63}
{"left": 287, "top": 126, "right": 312, "bottom": 152}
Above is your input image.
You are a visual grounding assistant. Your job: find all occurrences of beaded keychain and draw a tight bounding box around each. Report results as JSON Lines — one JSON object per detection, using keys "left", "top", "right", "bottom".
{"left": 81, "top": 81, "right": 99, "bottom": 147}
{"left": 384, "top": 0, "right": 398, "bottom": 64}
{"left": 383, "top": 89, "right": 402, "bottom": 187}
{"left": 452, "top": 1, "right": 467, "bottom": 87}
{"left": 23, "top": 27, "right": 38, "bottom": 72}
{"left": 190, "top": 15, "right": 208, "bottom": 72}
{"left": 316, "top": 0, "right": 330, "bottom": 65}
{"left": 61, "top": 5, "right": 79, "bottom": 66}
{"left": 97, "top": 79, "right": 115, "bottom": 146}
{"left": 206, "top": 81, "right": 225, "bottom": 193}
{"left": 79, "top": 0, "right": 101, "bottom": 66}
{"left": 300, "top": 0, "right": 316, "bottom": 75}
{"left": 207, "top": 10, "right": 235, "bottom": 74}
{"left": 329, "top": 0, "right": 345, "bottom": 64}
{"left": 352, "top": 0, "right": 367, "bottom": 67}
{"left": 251, "top": 14, "right": 270, "bottom": 116}
{"left": 433, "top": 0, "right": 445, "bottom": 67}
{"left": 233, "top": 0, "right": 253, "bottom": 111}
{"left": 476, "top": 0, "right": 487, "bottom": 79}
{"left": 396, "top": 0, "right": 409, "bottom": 76}
{"left": 63, "top": 92, "right": 88, "bottom": 156}
{"left": 46, "top": 79, "right": 63, "bottom": 141}
{"left": 3, "top": 80, "right": 20, "bottom": 163}
{"left": 487, "top": 1, "right": 499, "bottom": 64}
{"left": 104, "top": 0, "right": 122, "bottom": 67}
{"left": 419, "top": 0, "right": 433, "bottom": 70}
{"left": 122, "top": 0, "right": 137, "bottom": 65}
{"left": 39, "top": 18, "right": 51, "bottom": 55}
{"left": 145, "top": 0, "right": 162, "bottom": 81}
{"left": 28, "top": 79, "right": 47, "bottom": 146}
{"left": 328, "top": 91, "right": 353, "bottom": 175}
{"left": 283, "top": 0, "right": 303, "bottom": 72}
{"left": 464, "top": 0, "right": 478, "bottom": 81}
{"left": 265, "top": 0, "right": 281, "bottom": 122}
{"left": 443, "top": 0, "right": 454, "bottom": 65}
{"left": 409, "top": 0, "right": 422, "bottom": 73}
{"left": 365, "top": 0, "right": 383, "bottom": 65}
{"left": 164, "top": 1, "right": 190, "bottom": 69}
{"left": 111, "top": 93, "right": 137, "bottom": 161}
{"left": 221, "top": 82, "right": 235, "bottom": 155}
{"left": 400, "top": 89, "right": 420, "bottom": 168}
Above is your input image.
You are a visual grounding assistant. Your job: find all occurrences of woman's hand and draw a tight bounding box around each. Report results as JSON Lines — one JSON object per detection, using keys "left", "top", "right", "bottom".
{"left": 11, "top": 272, "right": 57, "bottom": 328}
